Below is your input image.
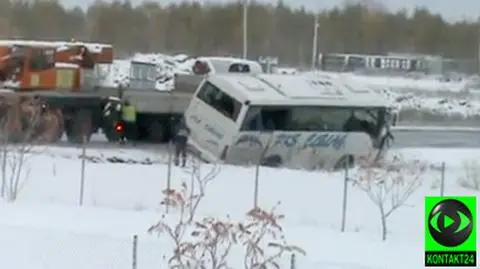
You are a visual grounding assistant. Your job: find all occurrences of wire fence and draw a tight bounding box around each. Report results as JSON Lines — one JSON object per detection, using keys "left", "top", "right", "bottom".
{"left": 72, "top": 136, "right": 477, "bottom": 215}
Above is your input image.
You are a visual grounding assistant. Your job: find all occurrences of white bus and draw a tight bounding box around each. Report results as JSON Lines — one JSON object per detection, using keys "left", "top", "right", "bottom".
{"left": 184, "top": 73, "right": 395, "bottom": 170}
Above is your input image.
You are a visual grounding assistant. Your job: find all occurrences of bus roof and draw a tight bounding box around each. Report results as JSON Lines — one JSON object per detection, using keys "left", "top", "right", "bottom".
{"left": 207, "top": 73, "right": 389, "bottom": 107}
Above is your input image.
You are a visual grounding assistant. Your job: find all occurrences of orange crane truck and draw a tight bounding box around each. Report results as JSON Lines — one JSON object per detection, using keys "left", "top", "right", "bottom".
{"left": 0, "top": 40, "right": 122, "bottom": 143}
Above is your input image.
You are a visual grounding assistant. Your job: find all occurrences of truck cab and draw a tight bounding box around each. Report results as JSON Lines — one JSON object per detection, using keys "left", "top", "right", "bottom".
{"left": 174, "top": 56, "right": 264, "bottom": 93}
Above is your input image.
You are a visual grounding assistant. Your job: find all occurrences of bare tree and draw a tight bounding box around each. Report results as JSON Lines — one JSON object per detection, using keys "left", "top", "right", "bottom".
{"left": 351, "top": 155, "right": 427, "bottom": 240}
{"left": 149, "top": 158, "right": 304, "bottom": 269}
{"left": 458, "top": 160, "right": 480, "bottom": 191}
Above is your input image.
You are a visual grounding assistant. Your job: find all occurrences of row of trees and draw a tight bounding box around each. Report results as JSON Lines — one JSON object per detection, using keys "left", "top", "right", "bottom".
{"left": 0, "top": 0, "right": 479, "bottom": 65}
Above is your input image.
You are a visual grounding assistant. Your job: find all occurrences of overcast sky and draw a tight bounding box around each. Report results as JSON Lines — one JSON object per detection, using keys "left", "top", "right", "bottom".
{"left": 58, "top": 0, "right": 479, "bottom": 23}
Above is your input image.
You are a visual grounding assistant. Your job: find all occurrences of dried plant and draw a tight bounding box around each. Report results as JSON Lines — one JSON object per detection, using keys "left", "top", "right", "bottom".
{"left": 149, "top": 158, "right": 221, "bottom": 269}
{"left": 0, "top": 97, "right": 46, "bottom": 202}
{"left": 241, "top": 205, "right": 306, "bottom": 269}
{"left": 149, "top": 159, "right": 305, "bottom": 269}
{"left": 351, "top": 154, "right": 427, "bottom": 240}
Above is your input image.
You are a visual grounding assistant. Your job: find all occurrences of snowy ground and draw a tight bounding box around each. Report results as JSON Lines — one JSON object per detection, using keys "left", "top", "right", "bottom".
{"left": 0, "top": 146, "right": 478, "bottom": 269}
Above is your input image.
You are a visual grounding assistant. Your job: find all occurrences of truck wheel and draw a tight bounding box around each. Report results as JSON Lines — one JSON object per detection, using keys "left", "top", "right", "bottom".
{"left": 104, "top": 128, "right": 121, "bottom": 142}
{"left": 35, "top": 109, "right": 64, "bottom": 143}
{"left": 147, "top": 121, "right": 167, "bottom": 143}
{"left": 65, "top": 109, "right": 92, "bottom": 144}
{"left": 101, "top": 118, "right": 121, "bottom": 142}
{"left": 54, "top": 110, "right": 65, "bottom": 142}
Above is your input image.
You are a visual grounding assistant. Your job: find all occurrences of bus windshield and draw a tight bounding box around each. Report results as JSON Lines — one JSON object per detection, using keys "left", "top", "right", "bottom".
{"left": 240, "top": 105, "right": 387, "bottom": 138}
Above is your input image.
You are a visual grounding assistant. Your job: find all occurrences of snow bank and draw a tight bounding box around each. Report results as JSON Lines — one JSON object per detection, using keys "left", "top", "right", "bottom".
{"left": 96, "top": 60, "right": 130, "bottom": 88}
{"left": 349, "top": 72, "right": 469, "bottom": 92}
{"left": 379, "top": 88, "right": 480, "bottom": 124}
{"left": 98, "top": 53, "right": 195, "bottom": 91}
{"left": 364, "top": 79, "right": 480, "bottom": 123}
{"left": 132, "top": 53, "right": 196, "bottom": 91}
{"left": 307, "top": 70, "right": 480, "bottom": 122}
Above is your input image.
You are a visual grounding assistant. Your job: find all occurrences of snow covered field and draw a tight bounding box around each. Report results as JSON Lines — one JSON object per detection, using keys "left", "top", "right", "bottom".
{"left": 0, "top": 146, "right": 478, "bottom": 269}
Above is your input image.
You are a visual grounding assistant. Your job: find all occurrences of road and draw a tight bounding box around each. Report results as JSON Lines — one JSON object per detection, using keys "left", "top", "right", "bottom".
{"left": 391, "top": 127, "right": 480, "bottom": 148}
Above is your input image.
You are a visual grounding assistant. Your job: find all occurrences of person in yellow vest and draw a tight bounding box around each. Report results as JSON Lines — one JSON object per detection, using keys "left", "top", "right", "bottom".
{"left": 121, "top": 100, "right": 137, "bottom": 143}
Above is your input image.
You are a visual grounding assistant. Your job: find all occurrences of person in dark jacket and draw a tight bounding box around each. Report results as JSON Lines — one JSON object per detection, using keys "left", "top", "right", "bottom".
{"left": 343, "top": 112, "right": 362, "bottom": 132}
{"left": 173, "top": 117, "right": 190, "bottom": 167}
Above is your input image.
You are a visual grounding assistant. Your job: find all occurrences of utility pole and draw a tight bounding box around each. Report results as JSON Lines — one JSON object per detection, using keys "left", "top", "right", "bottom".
{"left": 242, "top": 0, "right": 248, "bottom": 59}
{"left": 311, "top": 13, "right": 319, "bottom": 70}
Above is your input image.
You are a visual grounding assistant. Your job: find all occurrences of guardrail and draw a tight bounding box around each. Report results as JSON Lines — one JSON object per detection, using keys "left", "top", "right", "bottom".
{"left": 392, "top": 125, "right": 480, "bottom": 132}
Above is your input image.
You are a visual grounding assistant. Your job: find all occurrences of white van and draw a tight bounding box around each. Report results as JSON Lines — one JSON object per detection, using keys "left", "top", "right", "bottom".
{"left": 191, "top": 57, "right": 263, "bottom": 75}
{"left": 184, "top": 73, "right": 394, "bottom": 170}
{"left": 175, "top": 56, "right": 264, "bottom": 93}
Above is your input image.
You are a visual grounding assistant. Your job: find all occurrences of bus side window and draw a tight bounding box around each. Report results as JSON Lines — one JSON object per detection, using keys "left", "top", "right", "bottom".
{"left": 196, "top": 81, "right": 242, "bottom": 121}
{"left": 241, "top": 106, "right": 288, "bottom": 131}
{"left": 288, "top": 107, "right": 350, "bottom": 131}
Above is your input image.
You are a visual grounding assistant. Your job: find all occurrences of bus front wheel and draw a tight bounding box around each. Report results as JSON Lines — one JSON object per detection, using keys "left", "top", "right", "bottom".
{"left": 333, "top": 155, "right": 354, "bottom": 171}
{"left": 260, "top": 155, "right": 283, "bottom": 167}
